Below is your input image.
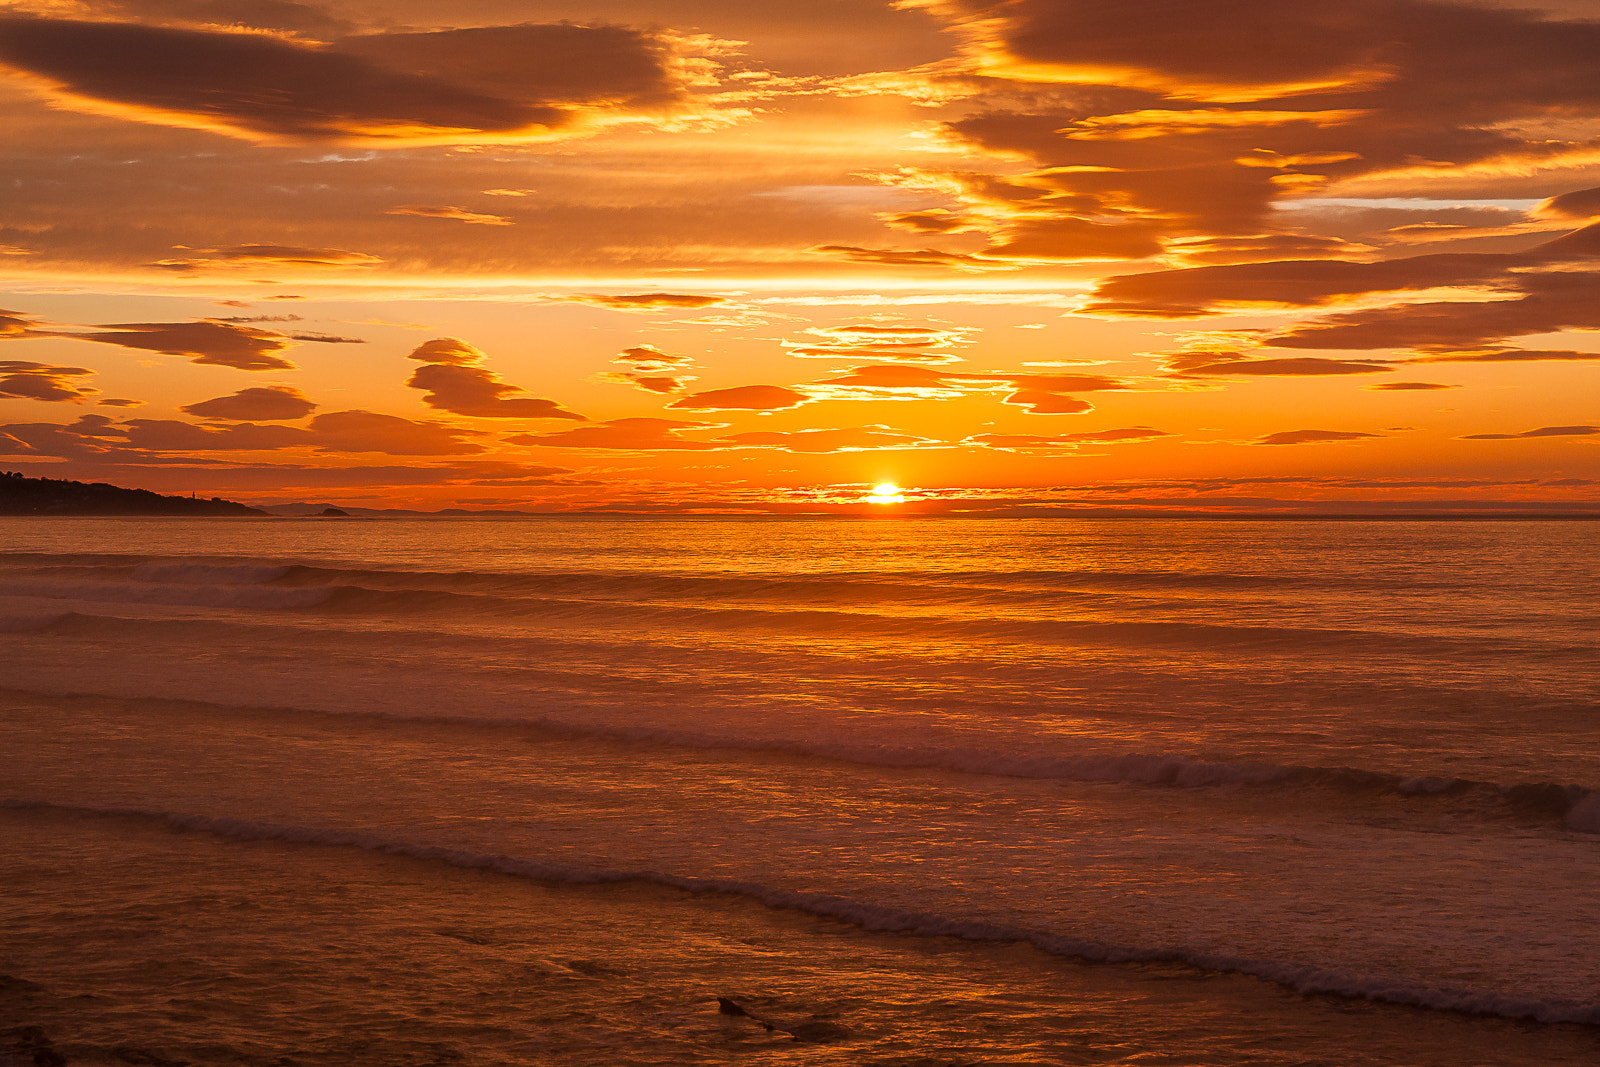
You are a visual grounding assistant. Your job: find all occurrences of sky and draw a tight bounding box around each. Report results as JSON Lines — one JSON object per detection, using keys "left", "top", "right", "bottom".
{"left": 1, "top": 0, "right": 1598, "bottom": 514}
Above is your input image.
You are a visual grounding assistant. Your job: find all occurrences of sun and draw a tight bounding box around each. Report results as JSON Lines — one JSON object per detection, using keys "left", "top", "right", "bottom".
{"left": 868, "top": 482, "right": 905, "bottom": 503}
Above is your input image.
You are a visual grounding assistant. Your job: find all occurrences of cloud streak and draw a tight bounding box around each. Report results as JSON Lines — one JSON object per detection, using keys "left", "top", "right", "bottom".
{"left": 1254, "top": 429, "right": 1384, "bottom": 446}
{"left": 181, "top": 385, "right": 316, "bottom": 421}
{"left": 667, "top": 384, "right": 810, "bottom": 411}
{"left": 0, "top": 360, "right": 98, "bottom": 402}
{"left": 385, "top": 206, "right": 513, "bottom": 226}
{"left": 1462, "top": 425, "right": 1600, "bottom": 440}
{"left": 0, "top": 409, "right": 490, "bottom": 458}
{"left": 0, "top": 17, "right": 700, "bottom": 144}
{"left": 406, "top": 338, "right": 584, "bottom": 421}
{"left": 966, "top": 428, "right": 1173, "bottom": 450}
{"left": 511, "top": 417, "right": 719, "bottom": 451}
{"left": 77, "top": 320, "right": 304, "bottom": 370}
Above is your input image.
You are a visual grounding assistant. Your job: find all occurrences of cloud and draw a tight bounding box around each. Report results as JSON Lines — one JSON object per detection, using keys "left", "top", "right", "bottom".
{"left": 0, "top": 310, "right": 47, "bottom": 339}
{"left": 613, "top": 344, "right": 693, "bottom": 369}
{"left": 405, "top": 337, "right": 584, "bottom": 420}
{"left": 815, "top": 325, "right": 949, "bottom": 340}
{"left": 1462, "top": 425, "right": 1600, "bottom": 440}
{"left": 603, "top": 344, "right": 696, "bottom": 393}
{"left": 0, "top": 407, "right": 498, "bottom": 461}
{"left": 1000, "top": 389, "right": 1093, "bottom": 414}
{"left": 878, "top": 210, "right": 975, "bottom": 234}
{"left": 0, "top": 417, "right": 132, "bottom": 460}
{"left": 785, "top": 347, "right": 964, "bottom": 364}
{"left": 152, "top": 244, "right": 383, "bottom": 271}
{"left": 667, "top": 385, "right": 811, "bottom": 411}
{"left": 1254, "top": 429, "right": 1384, "bottom": 446}
{"left": 0, "top": 17, "right": 695, "bottom": 144}
{"left": 1165, "top": 235, "right": 1376, "bottom": 267}
{"left": 193, "top": 462, "right": 576, "bottom": 491}
{"left": 1082, "top": 252, "right": 1525, "bottom": 319}
{"left": 406, "top": 338, "right": 484, "bottom": 367}
{"left": 0, "top": 360, "right": 97, "bottom": 402}
{"left": 1074, "top": 217, "right": 1600, "bottom": 363}
{"left": 1407, "top": 346, "right": 1600, "bottom": 363}
{"left": 78, "top": 320, "right": 300, "bottom": 370}
{"left": 180, "top": 385, "right": 315, "bottom": 421}
{"left": 783, "top": 322, "right": 973, "bottom": 364}
{"left": 1267, "top": 268, "right": 1600, "bottom": 351}
{"left": 812, "top": 245, "right": 1003, "bottom": 271}
{"left": 286, "top": 332, "right": 364, "bottom": 345}
{"left": 0, "top": 17, "right": 544, "bottom": 141}
{"left": 1533, "top": 186, "right": 1600, "bottom": 221}
{"left": 922, "top": 0, "right": 1397, "bottom": 97}
{"left": 601, "top": 372, "right": 691, "bottom": 395}
{"left": 981, "top": 216, "right": 1165, "bottom": 262}
{"left": 120, "top": 418, "right": 311, "bottom": 452}
{"left": 303, "top": 410, "right": 488, "bottom": 454}
{"left": 891, "top": 0, "right": 1600, "bottom": 260}
{"left": 509, "top": 417, "right": 719, "bottom": 451}
{"left": 564, "top": 293, "right": 729, "bottom": 311}
{"left": 1170, "top": 355, "right": 1393, "bottom": 377}
{"left": 813, "top": 364, "right": 968, "bottom": 397}
{"left": 1369, "top": 381, "right": 1455, "bottom": 390}
{"left": 93, "top": 0, "right": 357, "bottom": 36}
{"left": 718, "top": 427, "right": 939, "bottom": 453}
{"left": 337, "top": 22, "right": 688, "bottom": 111}
{"left": 125, "top": 410, "right": 488, "bottom": 455}
{"left": 818, "top": 365, "right": 1126, "bottom": 392}
{"left": 385, "top": 205, "right": 512, "bottom": 226}
{"left": 812, "top": 364, "right": 1126, "bottom": 414}
{"left": 966, "top": 428, "right": 1173, "bottom": 450}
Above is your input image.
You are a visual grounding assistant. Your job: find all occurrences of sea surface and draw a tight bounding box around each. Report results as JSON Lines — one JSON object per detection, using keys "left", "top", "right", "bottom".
{"left": 1, "top": 516, "right": 1598, "bottom": 1065}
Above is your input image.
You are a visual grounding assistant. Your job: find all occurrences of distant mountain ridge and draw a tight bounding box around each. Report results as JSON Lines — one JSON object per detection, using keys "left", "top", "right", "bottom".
{"left": 0, "top": 471, "right": 265, "bottom": 516}
{"left": 259, "top": 502, "right": 538, "bottom": 517}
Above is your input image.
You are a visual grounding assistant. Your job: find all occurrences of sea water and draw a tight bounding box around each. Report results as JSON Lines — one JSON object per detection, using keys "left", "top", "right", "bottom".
{"left": 1, "top": 517, "right": 1597, "bottom": 1065}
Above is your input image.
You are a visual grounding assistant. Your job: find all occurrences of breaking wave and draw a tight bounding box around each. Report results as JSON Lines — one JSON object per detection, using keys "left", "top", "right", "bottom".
{"left": 4, "top": 799, "right": 1596, "bottom": 1025}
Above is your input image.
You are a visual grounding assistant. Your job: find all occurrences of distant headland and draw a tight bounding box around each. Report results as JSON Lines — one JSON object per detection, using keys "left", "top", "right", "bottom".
{"left": 0, "top": 471, "right": 265, "bottom": 516}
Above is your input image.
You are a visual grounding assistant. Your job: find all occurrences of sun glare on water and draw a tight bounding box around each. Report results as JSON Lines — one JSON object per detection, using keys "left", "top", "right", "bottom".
{"left": 869, "top": 482, "right": 905, "bottom": 503}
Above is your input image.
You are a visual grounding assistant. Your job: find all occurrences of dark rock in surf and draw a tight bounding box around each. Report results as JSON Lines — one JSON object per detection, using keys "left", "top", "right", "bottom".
{"left": 1503, "top": 781, "right": 1585, "bottom": 815}
{"left": 714, "top": 998, "right": 852, "bottom": 1042}
{"left": 110, "top": 1046, "right": 191, "bottom": 1066}
{"left": 785, "top": 1018, "right": 854, "bottom": 1042}
{"left": 1, "top": 1025, "right": 66, "bottom": 1067}
{"left": 716, "top": 996, "right": 776, "bottom": 1031}
{"left": 717, "top": 996, "right": 756, "bottom": 1019}
{"left": 0, "top": 976, "right": 44, "bottom": 996}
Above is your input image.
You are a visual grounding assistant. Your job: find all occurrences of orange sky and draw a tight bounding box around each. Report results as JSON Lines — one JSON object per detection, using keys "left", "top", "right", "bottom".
{"left": 1, "top": 0, "right": 1597, "bottom": 513}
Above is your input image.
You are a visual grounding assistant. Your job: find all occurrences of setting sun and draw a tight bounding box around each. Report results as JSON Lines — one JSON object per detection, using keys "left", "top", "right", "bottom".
{"left": 869, "top": 482, "right": 905, "bottom": 502}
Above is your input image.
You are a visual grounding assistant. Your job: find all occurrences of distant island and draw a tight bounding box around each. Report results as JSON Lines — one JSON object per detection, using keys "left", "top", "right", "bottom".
{"left": 0, "top": 471, "right": 266, "bottom": 516}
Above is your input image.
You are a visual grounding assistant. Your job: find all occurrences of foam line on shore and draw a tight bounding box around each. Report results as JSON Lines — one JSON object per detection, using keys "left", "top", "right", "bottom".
{"left": 4, "top": 798, "right": 1597, "bottom": 1026}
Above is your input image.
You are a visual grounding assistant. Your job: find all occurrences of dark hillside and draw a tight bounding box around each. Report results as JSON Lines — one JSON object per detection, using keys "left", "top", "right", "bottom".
{"left": 0, "top": 471, "right": 265, "bottom": 516}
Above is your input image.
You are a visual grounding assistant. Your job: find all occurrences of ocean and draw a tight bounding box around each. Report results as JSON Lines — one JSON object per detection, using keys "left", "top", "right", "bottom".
{"left": 2, "top": 516, "right": 1597, "bottom": 1065}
